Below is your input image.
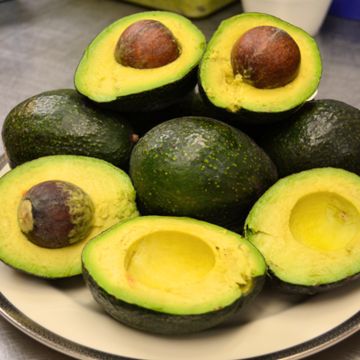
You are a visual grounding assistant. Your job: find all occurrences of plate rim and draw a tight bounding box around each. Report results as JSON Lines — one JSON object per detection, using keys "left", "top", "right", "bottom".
{"left": 0, "top": 290, "right": 359, "bottom": 360}
{"left": 0, "top": 153, "right": 359, "bottom": 360}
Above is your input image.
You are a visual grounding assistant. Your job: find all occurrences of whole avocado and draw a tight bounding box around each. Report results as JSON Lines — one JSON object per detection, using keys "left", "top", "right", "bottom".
{"left": 2, "top": 89, "right": 137, "bottom": 169}
{"left": 129, "top": 116, "right": 278, "bottom": 231}
{"left": 259, "top": 99, "right": 360, "bottom": 176}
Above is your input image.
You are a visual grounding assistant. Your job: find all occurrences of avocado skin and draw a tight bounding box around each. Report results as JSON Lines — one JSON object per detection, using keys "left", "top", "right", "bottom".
{"left": 198, "top": 82, "right": 302, "bottom": 125}
{"left": 129, "top": 117, "right": 278, "bottom": 231}
{"left": 2, "top": 89, "right": 135, "bottom": 169}
{"left": 83, "top": 265, "right": 265, "bottom": 335}
{"left": 259, "top": 99, "right": 360, "bottom": 177}
{"left": 267, "top": 270, "right": 360, "bottom": 296}
{"left": 96, "top": 67, "right": 198, "bottom": 113}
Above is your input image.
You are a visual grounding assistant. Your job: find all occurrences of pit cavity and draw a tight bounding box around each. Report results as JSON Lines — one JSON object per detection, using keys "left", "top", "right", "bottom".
{"left": 289, "top": 192, "right": 360, "bottom": 251}
{"left": 125, "top": 231, "right": 215, "bottom": 289}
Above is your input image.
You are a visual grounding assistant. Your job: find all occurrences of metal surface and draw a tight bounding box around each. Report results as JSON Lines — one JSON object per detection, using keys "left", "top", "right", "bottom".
{"left": 0, "top": 1, "right": 359, "bottom": 359}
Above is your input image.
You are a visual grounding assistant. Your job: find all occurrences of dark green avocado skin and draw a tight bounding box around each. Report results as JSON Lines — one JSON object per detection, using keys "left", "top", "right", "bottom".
{"left": 129, "top": 117, "right": 278, "bottom": 231}
{"left": 2, "top": 89, "right": 135, "bottom": 169}
{"left": 198, "top": 82, "right": 302, "bottom": 126}
{"left": 97, "top": 67, "right": 198, "bottom": 113}
{"left": 258, "top": 99, "right": 360, "bottom": 177}
{"left": 267, "top": 270, "right": 360, "bottom": 296}
{"left": 82, "top": 265, "right": 265, "bottom": 335}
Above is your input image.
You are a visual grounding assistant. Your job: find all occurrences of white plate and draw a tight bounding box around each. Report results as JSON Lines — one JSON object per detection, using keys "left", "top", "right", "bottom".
{"left": 0, "top": 156, "right": 359, "bottom": 360}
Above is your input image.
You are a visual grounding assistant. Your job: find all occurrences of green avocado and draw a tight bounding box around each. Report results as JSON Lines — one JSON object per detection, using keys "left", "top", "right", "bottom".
{"left": 129, "top": 116, "right": 278, "bottom": 230}
{"left": 258, "top": 99, "right": 360, "bottom": 177}
{"left": 199, "top": 13, "right": 322, "bottom": 124}
{"left": 74, "top": 11, "right": 206, "bottom": 112}
{"left": 1, "top": 89, "right": 137, "bottom": 169}
{"left": 245, "top": 167, "right": 360, "bottom": 294}
{"left": 0, "top": 155, "right": 138, "bottom": 278}
{"left": 82, "top": 216, "right": 266, "bottom": 334}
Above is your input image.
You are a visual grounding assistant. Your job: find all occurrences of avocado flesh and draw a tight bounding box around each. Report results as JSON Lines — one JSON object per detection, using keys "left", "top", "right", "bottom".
{"left": 75, "top": 11, "right": 206, "bottom": 103}
{"left": 200, "top": 13, "right": 322, "bottom": 113}
{"left": 82, "top": 216, "right": 266, "bottom": 319}
{"left": 245, "top": 168, "right": 360, "bottom": 289}
{"left": 0, "top": 155, "right": 138, "bottom": 278}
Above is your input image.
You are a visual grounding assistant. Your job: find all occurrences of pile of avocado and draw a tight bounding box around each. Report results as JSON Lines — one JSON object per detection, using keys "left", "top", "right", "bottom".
{"left": 1, "top": 10, "right": 360, "bottom": 336}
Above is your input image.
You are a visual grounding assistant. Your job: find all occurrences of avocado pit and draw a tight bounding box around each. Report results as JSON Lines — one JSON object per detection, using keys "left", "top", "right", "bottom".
{"left": 17, "top": 180, "right": 94, "bottom": 249}
{"left": 115, "top": 19, "right": 181, "bottom": 69}
{"left": 231, "top": 26, "right": 301, "bottom": 89}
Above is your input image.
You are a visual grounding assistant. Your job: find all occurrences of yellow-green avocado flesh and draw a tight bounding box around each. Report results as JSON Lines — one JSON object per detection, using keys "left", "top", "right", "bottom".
{"left": 82, "top": 216, "right": 266, "bottom": 334}
{"left": 0, "top": 155, "right": 138, "bottom": 278}
{"left": 199, "top": 13, "right": 322, "bottom": 114}
{"left": 74, "top": 11, "right": 206, "bottom": 109}
{"left": 245, "top": 168, "right": 360, "bottom": 293}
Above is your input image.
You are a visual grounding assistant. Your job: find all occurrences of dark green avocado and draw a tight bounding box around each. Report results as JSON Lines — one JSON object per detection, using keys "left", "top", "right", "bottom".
{"left": 74, "top": 11, "right": 206, "bottom": 112}
{"left": 129, "top": 116, "right": 278, "bottom": 231}
{"left": 2, "top": 89, "right": 137, "bottom": 169}
{"left": 258, "top": 99, "right": 360, "bottom": 177}
{"left": 0, "top": 155, "right": 138, "bottom": 278}
{"left": 82, "top": 216, "right": 266, "bottom": 334}
{"left": 245, "top": 167, "right": 360, "bottom": 294}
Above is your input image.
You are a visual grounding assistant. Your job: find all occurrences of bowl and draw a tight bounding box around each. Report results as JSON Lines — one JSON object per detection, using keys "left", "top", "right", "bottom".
{"left": 241, "top": 0, "right": 332, "bottom": 35}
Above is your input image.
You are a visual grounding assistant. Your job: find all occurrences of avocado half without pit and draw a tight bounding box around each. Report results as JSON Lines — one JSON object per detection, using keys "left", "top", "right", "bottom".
{"left": 245, "top": 168, "right": 360, "bottom": 294}
{"left": 0, "top": 155, "right": 138, "bottom": 278}
{"left": 199, "top": 13, "right": 322, "bottom": 123}
{"left": 74, "top": 11, "right": 206, "bottom": 112}
{"left": 82, "top": 216, "right": 266, "bottom": 335}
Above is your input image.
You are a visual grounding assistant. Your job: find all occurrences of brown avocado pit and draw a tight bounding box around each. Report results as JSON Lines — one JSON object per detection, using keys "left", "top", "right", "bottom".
{"left": 231, "top": 25, "right": 301, "bottom": 89}
{"left": 114, "top": 19, "right": 181, "bottom": 69}
{"left": 17, "top": 180, "right": 94, "bottom": 249}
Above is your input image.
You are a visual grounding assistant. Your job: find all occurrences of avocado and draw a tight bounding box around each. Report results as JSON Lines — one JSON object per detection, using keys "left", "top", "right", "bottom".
{"left": 258, "top": 99, "right": 360, "bottom": 177}
{"left": 82, "top": 216, "right": 266, "bottom": 334}
{"left": 129, "top": 116, "right": 278, "bottom": 230}
{"left": 0, "top": 155, "right": 138, "bottom": 278}
{"left": 199, "top": 13, "right": 322, "bottom": 124}
{"left": 245, "top": 167, "right": 360, "bottom": 294}
{"left": 2, "top": 89, "right": 137, "bottom": 169}
{"left": 74, "top": 11, "right": 206, "bottom": 112}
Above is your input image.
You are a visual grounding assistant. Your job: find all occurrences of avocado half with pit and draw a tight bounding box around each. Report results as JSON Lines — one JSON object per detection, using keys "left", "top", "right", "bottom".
{"left": 199, "top": 13, "right": 322, "bottom": 124}
{"left": 82, "top": 216, "right": 266, "bottom": 335}
{"left": 0, "top": 155, "right": 138, "bottom": 278}
{"left": 74, "top": 11, "right": 206, "bottom": 112}
{"left": 245, "top": 168, "right": 360, "bottom": 294}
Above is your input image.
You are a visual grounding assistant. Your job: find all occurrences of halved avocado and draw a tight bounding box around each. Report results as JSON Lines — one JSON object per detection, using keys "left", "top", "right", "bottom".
{"left": 0, "top": 155, "right": 138, "bottom": 278}
{"left": 245, "top": 168, "right": 360, "bottom": 294}
{"left": 199, "top": 13, "right": 322, "bottom": 124}
{"left": 82, "top": 216, "right": 266, "bottom": 335}
{"left": 75, "top": 11, "right": 206, "bottom": 112}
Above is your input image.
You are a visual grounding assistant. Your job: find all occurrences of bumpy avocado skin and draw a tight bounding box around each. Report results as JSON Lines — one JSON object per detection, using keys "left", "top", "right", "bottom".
{"left": 129, "top": 117, "right": 278, "bottom": 231}
{"left": 259, "top": 100, "right": 360, "bottom": 177}
{"left": 2, "top": 89, "right": 135, "bottom": 169}
{"left": 83, "top": 266, "right": 265, "bottom": 335}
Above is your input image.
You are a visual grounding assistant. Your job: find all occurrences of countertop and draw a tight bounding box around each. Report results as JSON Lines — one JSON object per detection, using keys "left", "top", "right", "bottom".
{"left": 0, "top": 0, "right": 359, "bottom": 359}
